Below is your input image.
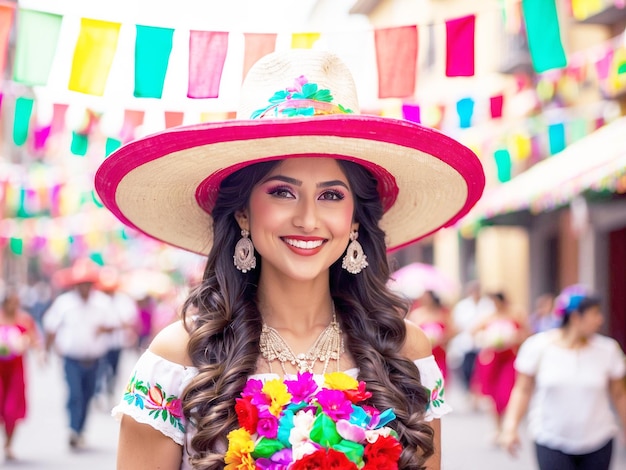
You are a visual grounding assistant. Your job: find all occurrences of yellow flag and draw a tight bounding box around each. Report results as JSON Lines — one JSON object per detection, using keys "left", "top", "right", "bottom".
{"left": 291, "top": 32, "right": 320, "bottom": 49}
{"left": 68, "top": 18, "right": 121, "bottom": 96}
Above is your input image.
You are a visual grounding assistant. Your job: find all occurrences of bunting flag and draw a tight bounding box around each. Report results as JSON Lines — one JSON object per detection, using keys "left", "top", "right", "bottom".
{"left": 0, "top": 2, "right": 14, "bottom": 77}
{"left": 291, "top": 32, "right": 320, "bottom": 49}
{"left": 243, "top": 33, "right": 277, "bottom": 80}
{"left": 68, "top": 18, "right": 122, "bottom": 96}
{"left": 456, "top": 97, "right": 474, "bottom": 128}
{"left": 70, "top": 131, "right": 88, "bottom": 156}
{"left": 490, "top": 94, "right": 504, "bottom": 118}
{"left": 13, "top": 9, "right": 63, "bottom": 86}
{"left": 548, "top": 122, "right": 565, "bottom": 155}
{"left": 13, "top": 97, "right": 34, "bottom": 146}
{"left": 164, "top": 111, "right": 184, "bottom": 128}
{"left": 494, "top": 149, "right": 512, "bottom": 183}
{"left": 374, "top": 25, "right": 418, "bottom": 99}
{"left": 522, "top": 0, "right": 567, "bottom": 73}
{"left": 121, "top": 109, "right": 145, "bottom": 142}
{"left": 445, "top": 15, "right": 475, "bottom": 77}
{"left": 402, "top": 103, "right": 420, "bottom": 123}
{"left": 188, "top": 31, "right": 229, "bottom": 99}
{"left": 134, "top": 25, "right": 174, "bottom": 98}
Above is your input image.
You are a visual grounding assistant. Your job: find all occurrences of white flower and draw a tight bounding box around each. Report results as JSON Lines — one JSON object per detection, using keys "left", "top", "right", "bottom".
{"left": 289, "top": 409, "right": 315, "bottom": 448}
{"left": 292, "top": 441, "right": 318, "bottom": 461}
{"left": 365, "top": 426, "right": 392, "bottom": 443}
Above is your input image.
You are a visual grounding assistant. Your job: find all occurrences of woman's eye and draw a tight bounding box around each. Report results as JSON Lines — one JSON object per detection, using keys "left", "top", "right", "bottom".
{"left": 319, "top": 190, "right": 345, "bottom": 201}
{"left": 267, "top": 186, "right": 294, "bottom": 198}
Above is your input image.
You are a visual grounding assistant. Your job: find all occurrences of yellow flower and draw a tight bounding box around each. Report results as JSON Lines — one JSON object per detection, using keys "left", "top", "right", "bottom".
{"left": 324, "top": 371, "right": 358, "bottom": 391}
{"left": 225, "top": 428, "right": 255, "bottom": 469}
{"left": 263, "top": 379, "right": 292, "bottom": 417}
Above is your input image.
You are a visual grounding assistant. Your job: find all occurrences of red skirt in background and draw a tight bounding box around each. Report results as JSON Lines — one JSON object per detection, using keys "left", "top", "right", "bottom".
{"left": 474, "top": 347, "right": 516, "bottom": 416}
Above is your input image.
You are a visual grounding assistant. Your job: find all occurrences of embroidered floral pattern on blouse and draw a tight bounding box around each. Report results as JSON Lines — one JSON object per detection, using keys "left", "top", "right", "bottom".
{"left": 250, "top": 75, "right": 354, "bottom": 119}
{"left": 122, "top": 372, "right": 185, "bottom": 433}
{"left": 427, "top": 378, "right": 445, "bottom": 410}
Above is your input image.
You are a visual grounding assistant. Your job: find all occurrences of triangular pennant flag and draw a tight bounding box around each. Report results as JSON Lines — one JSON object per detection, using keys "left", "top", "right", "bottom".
{"left": 243, "top": 33, "right": 277, "bottom": 80}
{"left": 13, "top": 9, "right": 63, "bottom": 86}
{"left": 0, "top": 3, "right": 15, "bottom": 76}
{"left": 374, "top": 25, "right": 418, "bottom": 99}
{"left": 188, "top": 31, "right": 229, "bottom": 99}
{"left": 522, "top": 0, "right": 567, "bottom": 73}
{"left": 134, "top": 25, "right": 174, "bottom": 98}
{"left": 446, "top": 15, "right": 475, "bottom": 77}
{"left": 291, "top": 32, "right": 320, "bottom": 49}
{"left": 68, "top": 18, "right": 121, "bottom": 96}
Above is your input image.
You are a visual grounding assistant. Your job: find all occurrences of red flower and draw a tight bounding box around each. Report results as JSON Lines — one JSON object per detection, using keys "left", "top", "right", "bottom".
{"left": 363, "top": 435, "right": 402, "bottom": 470}
{"left": 235, "top": 396, "right": 258, "bottom": 433}
{"left": 291, "top": 448, "right": 357, "bottom": 470}
{"left": 343, "top": 381, "right": 372, "bottom": 403}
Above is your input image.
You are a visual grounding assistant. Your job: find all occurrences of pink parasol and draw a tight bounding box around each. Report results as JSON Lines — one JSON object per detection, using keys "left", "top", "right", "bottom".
{"left": 387, "top": 262, "right": 460, "bottom": 299}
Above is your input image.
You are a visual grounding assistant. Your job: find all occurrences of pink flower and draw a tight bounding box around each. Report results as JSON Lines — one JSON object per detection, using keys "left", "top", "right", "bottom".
{"left": 285, "top": 372, "right": 318, "bottom": 403}
{"left": 165, "top": 398, "right": 183, "bottom": 419}
{"left": 316, "top": 389, "right": 353, "bottom": 421}
{"left": 257, "top": 414, "right": 279, "bottom": 439}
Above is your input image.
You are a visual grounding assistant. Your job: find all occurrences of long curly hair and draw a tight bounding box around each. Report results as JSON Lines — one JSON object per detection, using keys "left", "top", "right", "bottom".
{"left": 181, "top": 159, "right": 434, "bottom": 469}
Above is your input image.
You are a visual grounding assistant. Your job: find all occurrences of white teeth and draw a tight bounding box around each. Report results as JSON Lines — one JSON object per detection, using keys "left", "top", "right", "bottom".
{"left": 284, "top": 238, "right": 324, "bottom": 249}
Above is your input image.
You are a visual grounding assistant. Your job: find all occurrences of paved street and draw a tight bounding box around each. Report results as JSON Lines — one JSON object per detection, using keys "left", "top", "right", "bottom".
{"left": 4, "top": 350, "right": 626, "bottom": 469}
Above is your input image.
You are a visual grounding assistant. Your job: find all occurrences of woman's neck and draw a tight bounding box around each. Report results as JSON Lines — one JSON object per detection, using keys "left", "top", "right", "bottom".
{"left": 558, "top": 327, "right": 588, "bottom": 348}
{"left": 256, "top": 276, "right": 334, "bottom": 333}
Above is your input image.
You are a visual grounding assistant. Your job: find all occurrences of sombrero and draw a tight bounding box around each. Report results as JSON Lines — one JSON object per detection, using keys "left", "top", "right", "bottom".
{"left": 95, "top": 49, "right": 485, "bottom": 255}
{"left": 52, "top": 258, "right": 101, "bottom": 289}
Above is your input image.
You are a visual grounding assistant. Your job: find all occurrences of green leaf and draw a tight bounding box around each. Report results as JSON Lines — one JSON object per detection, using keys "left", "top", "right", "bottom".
{"left": 310, "top": 414, "right": 341, "bottom": 447}
{"left": 332, "top": 440, "right": 364, "bottom": 465}
{"left": 251, "top": 438, "right": 285, "bottom": 458}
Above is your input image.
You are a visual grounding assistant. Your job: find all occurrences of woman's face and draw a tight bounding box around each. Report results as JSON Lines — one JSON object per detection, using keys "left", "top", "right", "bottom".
{"left": 576, "top": 305, "right": 604, "bottom": 338}
{"left": 241, "top": 158, "right": 357, "bottom": 282}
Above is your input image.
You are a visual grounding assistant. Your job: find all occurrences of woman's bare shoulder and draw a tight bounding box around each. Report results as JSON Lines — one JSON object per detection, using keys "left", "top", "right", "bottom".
{"left": 401, "top": 319, "right": 433, "bottom": 360}
{"left": 148, "top": 320, "right": 193, "bottom": 367}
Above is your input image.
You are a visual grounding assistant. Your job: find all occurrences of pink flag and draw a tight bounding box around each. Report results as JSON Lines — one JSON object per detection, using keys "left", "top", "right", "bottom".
{"left": 243, "top": 33, "right": 276, "bottom": 80}
{"left": 374, "top": 25, "right": 418, "bottom": 99}
{"left": 0, "top": 3, "right": 15, "bottom": 76}
{"left": 446, "top": 15, "right": 475, "bottom": 77}
{"left": 188, "top": 31, "right": 229, "bottom": 99}
{"left": 490, "top": 94, "right": 504, "bottom": 119}
{"left": 164, "top": 111, "right": 184, "bottom": 128}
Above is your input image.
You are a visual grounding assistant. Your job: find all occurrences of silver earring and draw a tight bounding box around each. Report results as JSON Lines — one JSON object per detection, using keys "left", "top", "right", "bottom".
{"left": 342, "top": 230, "right": 368, "bottom": 274}
{"left": 233, "top": 229, "right": 256, "bottom": 273}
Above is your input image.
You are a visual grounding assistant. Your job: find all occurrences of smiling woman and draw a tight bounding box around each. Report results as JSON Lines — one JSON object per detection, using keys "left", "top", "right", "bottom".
{"left": 96, "top": 49, "right": 485, "bottom": 470}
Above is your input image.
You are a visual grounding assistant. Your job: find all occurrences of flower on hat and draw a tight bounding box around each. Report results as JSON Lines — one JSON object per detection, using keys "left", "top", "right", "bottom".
{"left": 225, "top": 371, "right": 402, "bottom": 469}
{"left": 554, "top": 284, "right": 591, "bottom": 318}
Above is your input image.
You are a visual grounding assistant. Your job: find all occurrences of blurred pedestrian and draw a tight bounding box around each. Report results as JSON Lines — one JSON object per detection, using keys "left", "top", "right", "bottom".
{"left": 500, "top": 289, "right": 626, "bottom": 470}
{"left": 472, "top": 291, "right": 527, "bottom": 440}
{"left": 95, "top": 267, "right": 138, "bottom": 405}
{"left": 408, "top": 290, "right": 456, "bottom": 380}
{"left": 449, "top": 280, "right": 494, "bottom": 405}
{"left": 529, "top": 292, "right": 558, "bottom": 334}
{"left": 134, "top": 295, "right": 155, "bottom": 350}
{"left": 42, "top": 258, "right": 117, "bottom": 450}
{"left": 0, "top": 287, "right": 43, "bottom": 460}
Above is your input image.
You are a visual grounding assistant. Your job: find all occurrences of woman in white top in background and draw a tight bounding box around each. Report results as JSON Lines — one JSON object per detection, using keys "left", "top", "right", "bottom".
{"left": 500, "top": 290, "right": 626, "bottom": 470}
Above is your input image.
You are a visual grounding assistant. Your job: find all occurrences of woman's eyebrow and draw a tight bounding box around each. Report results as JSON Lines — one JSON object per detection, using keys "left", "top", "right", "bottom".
{"left": 262, "top": 175, "right": 349, "bottom": 190}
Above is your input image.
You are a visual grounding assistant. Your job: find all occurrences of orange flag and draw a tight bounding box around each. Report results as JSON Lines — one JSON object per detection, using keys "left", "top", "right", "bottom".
{"left": 374, "top": 25, "right": 418, "bottom": 99}
{"left": 68, "top": 18, "right": 121, "bottom": 96}
{"left": 0, "top": 2, "right": 15, "bottom": 76}
{"left": 243, "top": 33, "right": 277, "bottom": 80}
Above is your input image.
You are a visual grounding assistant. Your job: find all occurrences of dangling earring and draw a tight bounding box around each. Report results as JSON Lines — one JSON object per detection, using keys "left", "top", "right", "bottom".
{"left": 233, "top": 229, "right": 256, "bottom": 273}
{"left": 342, "top": 230, "right": 368, "bottom": 274}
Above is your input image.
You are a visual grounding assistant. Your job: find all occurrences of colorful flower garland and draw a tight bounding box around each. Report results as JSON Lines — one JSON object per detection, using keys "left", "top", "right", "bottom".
{"left": 225, "top": 371, "right": 402, "bottom": 469}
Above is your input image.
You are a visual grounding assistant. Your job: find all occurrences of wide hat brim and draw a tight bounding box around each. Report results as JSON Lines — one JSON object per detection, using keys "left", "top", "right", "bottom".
{"left": 95, "top": 114, "right": 484, "bottom": 255}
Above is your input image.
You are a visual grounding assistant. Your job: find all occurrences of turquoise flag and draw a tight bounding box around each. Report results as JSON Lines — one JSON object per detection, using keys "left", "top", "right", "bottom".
{"left": 522, "top": 0, "right": 567, "bottom": 73}
{"left": 494, "top": 149, "right": 512, "bottom": 183}
{"left": 134, "top": 25, "right": 174, "bottom": 98}
{"left": 13, "top": 97, "right": 34, "bottom": 146}
{"left": 548, "top": 122, "right": 566, "bottom": 155}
